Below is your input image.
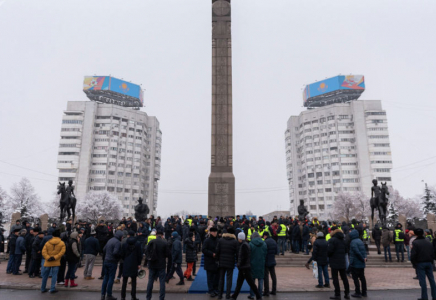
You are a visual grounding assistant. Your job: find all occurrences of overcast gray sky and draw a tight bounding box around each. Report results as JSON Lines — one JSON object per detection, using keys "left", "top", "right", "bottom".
{"left": 1, "top": 0, "right": 435, "bottom": 217}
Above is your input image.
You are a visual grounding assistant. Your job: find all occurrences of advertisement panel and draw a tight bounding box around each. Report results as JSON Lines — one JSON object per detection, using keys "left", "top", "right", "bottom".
{"left": 341, "top": 75, "right": 365, "bottom": 90}
{"left": 304, "top": 76, "right": 341, "bottom": 101}
{"left": 303, "top": 75, "right": 365, "bottom": 103}
{"left": 109, "top": 77, "right": 141, "bottom": 99}
{"left": 83, "top": 76, "right": 110, "bottom": 91}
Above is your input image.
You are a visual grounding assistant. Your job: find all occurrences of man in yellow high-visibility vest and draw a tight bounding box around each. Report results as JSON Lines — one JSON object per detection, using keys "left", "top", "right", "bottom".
{"left": 277, "top": 221, "right": 287, "bottom": 255}
{"left": 394, "top": 223, "right": 405, "bottom": 262}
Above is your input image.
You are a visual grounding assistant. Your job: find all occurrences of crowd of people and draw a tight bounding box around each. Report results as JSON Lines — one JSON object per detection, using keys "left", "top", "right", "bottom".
{"left": 2, "top": 214, "right": 436, "bottom": 300}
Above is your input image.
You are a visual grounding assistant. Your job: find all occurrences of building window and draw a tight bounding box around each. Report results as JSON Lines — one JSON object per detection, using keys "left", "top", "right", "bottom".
{"left": 62, "top": 120, "right": 83, "bottom": 124}
{"left": 377, "top": 177, "right": 391, "bottom": 181}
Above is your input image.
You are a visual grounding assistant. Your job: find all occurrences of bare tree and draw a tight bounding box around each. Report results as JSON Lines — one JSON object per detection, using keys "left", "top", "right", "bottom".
{"left": 351, "top": 192, "right": 371, "bottom": 221}
{"left": 332, "top": 192, "right": 354, "bottom": 222}
{"left": 9, "top": 178, "right": 43, "bottom": 219}
{"left": 76, "top": 191, "right": 122, "bottom": 223}
{"left": 45, "top": 192, "right": 61, "bottom": 219}
{"left": 0, "top": 185, "right": 10, "bottom": 224}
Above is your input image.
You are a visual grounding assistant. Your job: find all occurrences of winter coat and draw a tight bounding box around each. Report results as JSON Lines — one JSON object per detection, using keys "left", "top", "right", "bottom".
{"left": 137, "top": 224, "right": 148, "bottom": 243}
{"left": 84, "top": 236, "right": 100, "bottom": 256}
{"left": 312, "top": 236, "right": 329, "bottom": 266}
{"left": 349, "top": 230, "right": 366, "bottom": 269}
{"left": 411, "top": 236, "right": 435, "bottom": 266}
{"left": 42, "top": 237, "right": 66, "bottom": 267}
{"left": 372, "top": 226, "right": 382, "bottom": 241}
{"left": 216, "top": 233, "right": 238, "bottom": 269}
{"left": 249, "top": 237, "right": 267, "bottom": 279}
{"left": 25, "top": 233, "right": 34, "bottom": 252}
{"left": 146, "top": 236, "right": 169, "bottom": 270}
{"left": 10, "top": 224, "right": 22, "bottom": 236}
{"left": 292, "top": 224, "right": 301, "bottom": 240}
{"left": 381, "top": 229, "right": 393, "bottom": 247}
{"left": 171, "top": 236, "right": 182, "bottom": 264}
{"left": 197, "top": 225, "right": 207, "bottom": 242}
{"left": 341, "top": 222, "right": 350, "bottom": 235}
{"left": 237, "top": 241, "right": 251, "bottom": 270}
{"left": 15, "top": 235, "right": 26, "bottom": 255}
{"left": 31, "top": 236, "right": 43, "bottom": 260}
{"left": 202, "top": 235, "right": 218, "bottom": 271}
{"left": 327, "top": 230, "right": 347, "bottom": 269}
{"left": 0, "top": 232, "right": 4, "bottom": 253}
{"left": 8, "top": 234, "right": 17, "bottom": 254}
{"left": 182, "top": 224, "right": 190, "bottom": 240}
{"left": 104, "top": 231, "right": 123, "bottom": 264}
{"left": 96, "top": 224, "right": 109, "bottom": 242}
{"left": 66, "top": 232, "right": 81, "bottom": 263}
{"left": 40, "top": 230, "right": 53, "bottom": 252}
{"left": 185, "top": 237, "right": 197, "bottom": 263}
{"left": 264, "top": 237, "right": 277, "bottom": 267}
{"left": 302, "top": 225, "right": 310, "bottom": 240}
{"left": 121, "top": 237, "right": 142, "bottom": 277}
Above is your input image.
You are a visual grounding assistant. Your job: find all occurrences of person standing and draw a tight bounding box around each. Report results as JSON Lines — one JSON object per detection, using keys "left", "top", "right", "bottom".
{"left": 145, "top": 230, "right": 169, "bottom": 300}
{"left": 292, "top": 221, "right": 301, "bottom": 254}
{"left": 6, "top": 229, "right": 19, "bottom": 274}
{"left": 312, "top": 232, "right": 329, "bottom": 288}
{"left": 29, "top": 228, "right": 43, "bottom": 278}
{"left": 394, "top": 223, "right": 405, "bottom": 262}
{"left": 262, "top": 231, "right": 278, "bottom": 296}
{"left": 276, "top": 221, "right": 286, "bottom": 256}
{"left": 381, "top": 226, "right": 393, "bottom": 262}
{"left": 349, "top": 230, "right": 367, "bottom": 298}
{"left": 13, "top": 229, "right": 27, "bottom": 275}
{"left": 101, "top": 231, "right": 123, "bottom": 300}
{"left": 411, "top": 228, "right": 436, "bottom": 300}
{"left": 216, "top": 227, "right": 238, "bottom": 299}
{"left": 302, "top": 221, "right": 310, "bottom": 255}
{"left": 202, "top": 227, "right": 219, "bottom": 296}
{"left": 248, "top": 232, "right": 267, "bottom": 299}
{"left": 84, "top": 230, "right": 100, "bottom": 280}
{"left": 230, "top": 232, "right": 262, "bottom": 300}
{"left": 372, "top": 224, "right": 382, "bottom": 255}
{"left": 24, "top": 227, "right": 35, "bottom": 273}
{"left": 327, "top": 227, "right": 350, "bottom": 300}
{"left": 65, "top": 232, "right": 81, "bottom": 287}
{"left": 41, "top": 229, "right": 66, "bottom": 294}
{"left": 183, "top": 232, "right": 197, "bottom": 281}
{"left": 120, "top": 232, "right": 142, "bottom": 300}
{"left": 165, "top": 232, "right": 184, "bottom": 285}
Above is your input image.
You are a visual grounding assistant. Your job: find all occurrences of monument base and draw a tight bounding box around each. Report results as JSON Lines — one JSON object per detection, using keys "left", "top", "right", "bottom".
{"left": 208, "top": 172, "right": 235, "bottom": 217}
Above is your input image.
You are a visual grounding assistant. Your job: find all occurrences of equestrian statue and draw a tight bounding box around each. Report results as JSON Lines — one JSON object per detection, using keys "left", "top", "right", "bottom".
{"left": 57, "top": 180, "right": 77, "bottom": 223}
{"left": 370, "top": 179, "right": 389, "bottom": 226}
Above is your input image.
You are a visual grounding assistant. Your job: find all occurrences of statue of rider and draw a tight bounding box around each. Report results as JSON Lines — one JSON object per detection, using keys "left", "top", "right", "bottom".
{"left": 371, "top": 179, "right": 381, "bottom": 206}
{"left": 65, "top": 180, "right": 76, "bottom": 211}
{"left": 134, "top": 197, "right": 150, "bottom": 222}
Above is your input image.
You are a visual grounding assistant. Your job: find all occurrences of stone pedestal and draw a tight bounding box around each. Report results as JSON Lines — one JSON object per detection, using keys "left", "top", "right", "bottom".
{"left": 427, "top": 213, "right": 436, "bottom": 232}
{"left": 398, "top": 214, "right": 407, "bottom": 231}
{"left": 40, "top": 214, "right": 48, "bottom": 231}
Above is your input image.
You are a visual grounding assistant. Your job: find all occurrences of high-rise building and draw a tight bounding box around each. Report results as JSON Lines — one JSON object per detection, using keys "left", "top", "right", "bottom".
{"left": 285, "top": 76, "right": 392, "bottom": 217}
{"left": 57, "top": 77, "right": 161, "bottom": 217}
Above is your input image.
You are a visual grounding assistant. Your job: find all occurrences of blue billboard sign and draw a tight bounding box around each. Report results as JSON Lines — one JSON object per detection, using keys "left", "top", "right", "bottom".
{"left": 109, "top": 77, "right": 142, "bottom": 100}
{"left": 303, "top": 75, "right": 365, "bottom": 103}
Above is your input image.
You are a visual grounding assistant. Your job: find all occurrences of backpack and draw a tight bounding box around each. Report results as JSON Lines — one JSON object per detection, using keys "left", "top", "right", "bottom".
{"left": 145, "top": 240, "right": 158, "bottom": 262}
{"left": 398, "top": 231, "right": 405, "bottom": 240}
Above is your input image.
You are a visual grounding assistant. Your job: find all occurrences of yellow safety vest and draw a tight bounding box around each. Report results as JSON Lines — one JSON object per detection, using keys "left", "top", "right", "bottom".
{"left": 258, "top": 230, "right": 265, "bottom": 241}
{"left": 363, "top": 230, "right": 370, "bottom": 240}
{"left": 394, "top": 229, "right": 404, "bottom": 242}
{"left": 247, "top": 229, "right": 253, "bottom": 241}
{"left": 326, "top": 233, "right": 331, "bottom": 241}
{"left": 426, "top": 235, "right": 433, "bottom": 242}
{"left": 278, "top": 224, "right": 286, "bottom": 237}
{"left": 187, "top": 219, "right": 192, "bottom": 227}
{"left": 338, "top": 226, "right": 342, "bottom": 230}
{"left": 147, "top": 235, "right": 156, "bottom": 244}
{"left": 351, "top": 224, "right": 355, "bottom": 229}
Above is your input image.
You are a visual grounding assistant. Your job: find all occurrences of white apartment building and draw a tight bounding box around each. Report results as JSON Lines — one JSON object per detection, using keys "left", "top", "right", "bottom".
{"left": 57, "top": 101, "right": 162, "bottom": 217}
{"left": 285, "top": 100, "right": 392, "bottom": 217}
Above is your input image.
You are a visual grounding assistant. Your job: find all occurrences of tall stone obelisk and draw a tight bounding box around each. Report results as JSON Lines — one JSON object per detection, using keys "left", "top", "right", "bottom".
{"left": 208, "top": 0, "right": 235, "bottom": 217}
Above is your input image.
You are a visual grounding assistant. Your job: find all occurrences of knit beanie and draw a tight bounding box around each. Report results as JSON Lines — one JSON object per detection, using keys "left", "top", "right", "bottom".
{"left": 252, "top": 232, "right": 260, "bottom": 239}
{"left": 238, "top": 232, "right": 246, "bottom": 240}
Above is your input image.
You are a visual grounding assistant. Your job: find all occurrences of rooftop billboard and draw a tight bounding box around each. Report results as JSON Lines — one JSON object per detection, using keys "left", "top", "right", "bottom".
{"left": 83, "top": 76, "right": 143, "bottom": 107}
{"left": 303, "top": 75, "right": 365, "bottom": 105}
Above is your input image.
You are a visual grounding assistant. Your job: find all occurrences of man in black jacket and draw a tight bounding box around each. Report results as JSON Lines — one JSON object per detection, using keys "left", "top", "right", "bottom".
{"left": 327, "top": 228, "right": 350, "bottom": 300}
{"left": 312, "top": 232, "right": 329, "bottom": 288}
{"left": 145, "top": 230, "right": 169, "bottom": 300}
{"left": 372, "top": 223, "right": 382, "bottom": 255}
{"left": 263, "top": 231, "right": 278, "bottom": 296}
{"left": 84, "top": 230, "right": 100, "bottom": 280}
{"left": 6, "top": 229, "right": 19, "bottom": 274}
{"left": 411, "top": 228, "right": 436, "bottom": 300}
{"left": 216, "top": 227, "right": 238, "bottom": 299}
{"left": 29, "top": 228, "right": 43, "bottom": 278}
{"left": 24, "top": 227, "right": 35, "bottom": 273}
{"left": 292, "top": 221, "right": 301, "bottom": 254}
{"left": 202, "top": 227, "right": 219, "bottom": 296}
{"left": 230, "top": 232, "right": 262, "bottom": 300}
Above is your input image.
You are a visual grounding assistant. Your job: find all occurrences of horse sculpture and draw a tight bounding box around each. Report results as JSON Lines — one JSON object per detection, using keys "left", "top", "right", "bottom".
{"left": 370, "top": 180, "right": 389, "bottom": 226}
{"left": 57, "top": 181, "right": 76, "bottom": 222}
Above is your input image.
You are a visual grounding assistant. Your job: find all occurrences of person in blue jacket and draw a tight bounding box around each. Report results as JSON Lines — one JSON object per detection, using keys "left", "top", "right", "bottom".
{"left": 349, "top": 229, "right": 367, "bottom": 298}
{"left": 14, "top": 229, "right": 27, "bottom": 275}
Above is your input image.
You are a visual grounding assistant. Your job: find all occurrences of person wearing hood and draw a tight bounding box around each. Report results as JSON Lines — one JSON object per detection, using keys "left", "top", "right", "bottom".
{"left": 166, "top": 232, "right": 184, "bottom": 285}
{"left": 372, "top": 223, "right": 382, "bottom": 255}
{"left": 183, "top": 232, "right": 197, "bottom": 281}
{"left": 41, "top": 229, "right": 66, "bottom": 294}
{"left": 216, "top": 227, "right": 238, "bottom": 299}
{"left": 349, "top": 229, "right": 367, "bottom": 298}
{"left": 312, "top": 232, "right": 329, "bottom": 288}
{"left": 84, "top": 230, "right": 100, "bottom": 280}
{"left": 381, "top": 226, "right": 393, "bottom": 262}
{"left": 120, "top": 231, "right": 142, "bottom": 300}
{"left": 248, "top": 231, "right": 267, "bottom": 299}
{"left": 327, "top": 227, "right": 350, "bottom": 300}
{"left": 101, "top": 230, "right": 123, "bottom": 300}
{"left": 65, "top": 231, "right": 81, "bottom": 287}
{"left": 230, "top": 232, "right": 262, "bottom": 300}
{"left": 202, "top": 227, "right": 219, "bottom": 295}
{"left": 263, "top": 231, "right": 278, "bottom": 296}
